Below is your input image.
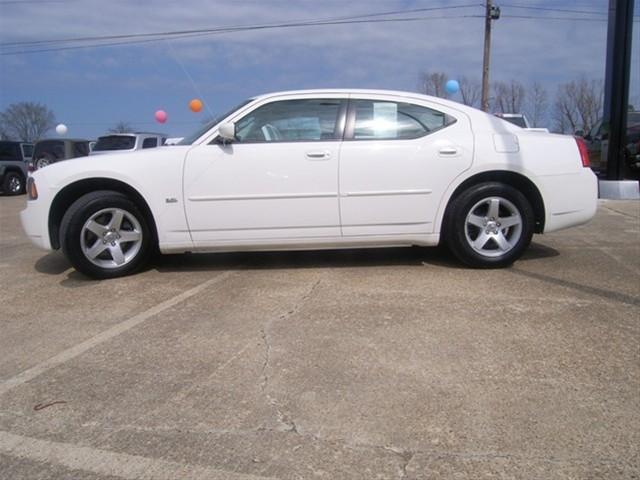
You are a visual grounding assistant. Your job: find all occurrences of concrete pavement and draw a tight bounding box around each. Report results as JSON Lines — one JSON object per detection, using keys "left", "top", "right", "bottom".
{"left": 0, "top": 195, "right": 638, "bottom": 479}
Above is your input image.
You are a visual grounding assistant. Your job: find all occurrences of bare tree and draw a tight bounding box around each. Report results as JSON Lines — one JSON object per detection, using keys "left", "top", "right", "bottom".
{"left": 458, "top": 76, "right": 481, "bottom": 107}
{"left": 526, "top": 81, "right": 548, "bottom": 127}
{"left": 492, "top": 80, "right": 526, "bottom": 113}
{"left": 419, "top": 71, "right": 448, "bottom": 98}
{"left": 0, "top": 102, "right": 55, "bottom": 142}
{"left": 553, "top": 78, "right": 603, "bottom": 134}
{"left": 108, "top": 121, "right": 133, "bottom": 133}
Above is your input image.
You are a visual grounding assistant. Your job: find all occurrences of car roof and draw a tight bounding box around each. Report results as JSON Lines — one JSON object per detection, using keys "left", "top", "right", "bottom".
{"left": 254, "top": 88, "right": 470, "bottom": 107}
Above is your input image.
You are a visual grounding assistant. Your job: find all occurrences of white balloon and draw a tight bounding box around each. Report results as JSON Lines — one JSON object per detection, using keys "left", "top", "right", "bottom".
{"left": 56, "top": 124, "right": 68, "bottom": 135}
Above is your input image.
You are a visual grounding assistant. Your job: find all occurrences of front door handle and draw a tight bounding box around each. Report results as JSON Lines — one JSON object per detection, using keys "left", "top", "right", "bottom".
{"left": 305, "top": 150, "right": 331, "bottom": 160}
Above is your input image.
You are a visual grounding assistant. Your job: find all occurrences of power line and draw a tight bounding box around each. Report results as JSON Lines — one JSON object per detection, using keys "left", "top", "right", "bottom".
{"left": 0, "top": 14, "right": 484, "bottom": 55}
{"left": 500, "top": 4, "right": 607, "bottom": 16}
{"left": 0, "top": 4, "right": 483, "bottom": 47}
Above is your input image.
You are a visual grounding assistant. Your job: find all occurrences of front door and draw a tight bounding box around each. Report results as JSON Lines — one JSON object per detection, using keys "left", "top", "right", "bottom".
{"left": 183, "top": 97, "right": 346, "bottom": 245}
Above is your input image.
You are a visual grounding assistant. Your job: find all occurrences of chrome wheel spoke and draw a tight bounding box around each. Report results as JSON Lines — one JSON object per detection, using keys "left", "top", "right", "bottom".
{"left": 86, "top": 240, "right": 108, "bottom": 259}
{"left": 494, "top": 232, "right": 511, "bottom": 252}
{"left": 467, "top": 214, "right": 485, "bottom": 228}
{"left": 119, "top": 230, "right": 141, "bottom": 243}
{"left": 487, "top": 198, "right": 500, "bottom": 219}
{"left": 473, "top": 232, "right": 491, "bottom": 250}
{"left": 86, "top": 220, "right": 108, "bottom": 237}
{"left": 109, "top": 244, "right": 126, "bottom": 265}
{"left": 499, "top": 215, "right": 521, "bottom": 229}
{"left": 109, "top": 210, "right": 124, "bottom": 231}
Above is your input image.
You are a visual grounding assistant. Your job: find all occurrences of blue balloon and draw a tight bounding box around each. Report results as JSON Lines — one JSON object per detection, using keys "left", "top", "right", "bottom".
{"left": 445, "top": 79, "right": 460, "bottom": 95}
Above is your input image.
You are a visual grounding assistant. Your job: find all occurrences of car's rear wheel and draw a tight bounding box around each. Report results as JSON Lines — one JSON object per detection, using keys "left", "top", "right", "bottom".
{"left": 445, "top": 182, "right": 534, "bottom": 268}
{"left": 60, "top": 191, "right": 153, "bottom": 279}
{"left": 3, "top": 172, "right": 25, "bottom": 195}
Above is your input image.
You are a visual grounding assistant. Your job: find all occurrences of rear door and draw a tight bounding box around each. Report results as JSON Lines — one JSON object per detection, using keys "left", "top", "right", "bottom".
{"left": 339, "top": 95, "right": 473, "bottom": 235}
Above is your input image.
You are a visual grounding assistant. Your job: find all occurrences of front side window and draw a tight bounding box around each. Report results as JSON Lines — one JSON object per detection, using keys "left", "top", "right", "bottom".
{"left": 142, "top": 137, "right": 158, "bottom": 148}
{"left": 235, "top": 99, "right": 344, "bottom": 143}
{"left": 352, "top": 100, "right": 453, "bottom": 140}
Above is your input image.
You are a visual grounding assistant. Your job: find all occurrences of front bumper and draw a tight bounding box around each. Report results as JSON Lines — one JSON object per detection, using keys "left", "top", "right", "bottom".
{"left": 20, "top": 197, "right": 53, "bottom": 251}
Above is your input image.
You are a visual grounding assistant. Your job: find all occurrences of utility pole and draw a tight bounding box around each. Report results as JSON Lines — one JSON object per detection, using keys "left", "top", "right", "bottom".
{"left": 481, "top": 0, "right": 500, "bottom": 112}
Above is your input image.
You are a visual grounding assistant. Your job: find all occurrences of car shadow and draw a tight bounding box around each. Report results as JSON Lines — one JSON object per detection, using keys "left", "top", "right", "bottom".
{"left": 34, "top": 242, "right": 560, "bottom": 284}
{"left": 153, "top": 246, "right": 465, "bottom": 273}
{"left": 35, "top": 252, "right": 72, "bottom": 275}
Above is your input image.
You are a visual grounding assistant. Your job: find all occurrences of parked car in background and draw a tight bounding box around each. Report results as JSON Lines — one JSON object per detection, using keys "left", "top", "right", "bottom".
{"left": 90, "top": 132, "right": 166, "bottom": 155}
{"left": 0, "top": 140, "right": 31, "bottom": 195}
{"left": 580, "top": 111, "right": 640, "bottom": 175}
{"left": 21, "top": 89, "right": 597, "bottom": 279}
{"left": 494, "top": 113, "right": 531, "bottom": 129}
{"left": 31, "top": 139, "right": 90, "bottom": 171}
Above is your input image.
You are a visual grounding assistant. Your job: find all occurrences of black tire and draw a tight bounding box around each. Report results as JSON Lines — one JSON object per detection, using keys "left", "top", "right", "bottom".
{"left": 444, "top": 182, "right": 534, "bottom": 268}
{"left": 60, "top": 190, "right": 154, "bottom": 279}
{"left": 2, "top": 171, "right": 25, "bottom": 195}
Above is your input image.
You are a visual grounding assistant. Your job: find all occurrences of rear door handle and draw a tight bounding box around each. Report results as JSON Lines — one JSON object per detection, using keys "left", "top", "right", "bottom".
{"left": 438, "top": 147, "right": 459, "bottom": 156}
{"left": 305, "top": 150, "right": 331, "bottom": 160}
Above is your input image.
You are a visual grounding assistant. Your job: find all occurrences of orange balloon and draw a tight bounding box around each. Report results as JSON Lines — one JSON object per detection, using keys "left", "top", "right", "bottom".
{"left": 189, "top": 98, "right": 203, "bottom": 113}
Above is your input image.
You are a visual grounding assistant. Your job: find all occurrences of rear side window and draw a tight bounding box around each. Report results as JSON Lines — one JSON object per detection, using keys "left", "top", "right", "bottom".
{"left": 94, "top": 135, "right": 136, "bottom": 151}
{"left": 142, "top": 137, "right": 158, "bottom": 148}
{"left": 34, "top": 140, "right": 65, "bottom": 160}
{"left": 351, "top": 100, "right": 453, "bottom": 140}
{"left": 235, "top": 99, "right": 344, "bottom": 143}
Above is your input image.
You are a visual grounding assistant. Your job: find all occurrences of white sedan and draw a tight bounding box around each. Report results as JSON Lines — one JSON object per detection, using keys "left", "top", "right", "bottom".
{"left": 21, "top": 89, "right": 597, "bottom": 279}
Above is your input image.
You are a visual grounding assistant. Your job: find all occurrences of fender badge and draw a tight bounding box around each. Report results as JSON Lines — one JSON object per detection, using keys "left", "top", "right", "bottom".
{"left": 165, "top": 197, "right": 178, "bottom": 203}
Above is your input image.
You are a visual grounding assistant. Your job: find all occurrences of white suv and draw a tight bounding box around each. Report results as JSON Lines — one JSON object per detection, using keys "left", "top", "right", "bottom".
{"left": 90, "top": 132, "right": 166, "bottom": 156}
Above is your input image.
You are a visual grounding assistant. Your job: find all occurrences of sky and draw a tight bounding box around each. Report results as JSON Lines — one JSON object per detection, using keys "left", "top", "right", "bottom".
{"left": 0, "top": 0, "right": 638, "bottom": 140}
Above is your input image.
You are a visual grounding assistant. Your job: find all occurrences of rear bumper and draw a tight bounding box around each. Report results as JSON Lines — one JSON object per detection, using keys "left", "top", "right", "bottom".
{"left": 20, "top": 198, "right": 52, "bottom": 250}
{"left": 541, "top": 169, "right": 598, "bottom": 233}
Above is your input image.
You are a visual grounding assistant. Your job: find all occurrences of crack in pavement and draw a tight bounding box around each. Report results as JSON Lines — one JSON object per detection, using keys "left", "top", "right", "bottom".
{"left": 258, "top": 278, "right": 322, "bottom": 433}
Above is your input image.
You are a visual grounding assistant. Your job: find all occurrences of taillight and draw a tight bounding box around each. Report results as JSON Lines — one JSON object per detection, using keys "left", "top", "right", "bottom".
{"left": 27, "top": 177, "right": 38, "bottom": 200}
{"left": 575, "top": 137, "right": 590, "bottom": 168}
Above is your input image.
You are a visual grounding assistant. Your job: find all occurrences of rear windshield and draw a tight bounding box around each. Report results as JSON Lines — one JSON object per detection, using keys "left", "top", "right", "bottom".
{"left": 34, "top": 140, "right": 66, "bottom": 160}
{"left": 94, "top": 135, "right": 136, "bottom": 151}
{"left": 0, "top": 142, "right": 21, "bottom": 161}
{"left": 501, "top": 116, "right": 526, "bottom": 128}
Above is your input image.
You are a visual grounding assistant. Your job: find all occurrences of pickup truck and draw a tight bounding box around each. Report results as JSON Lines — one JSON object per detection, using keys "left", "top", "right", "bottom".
{"left": 0, "top": 141, "right": 32, "bottom": 195}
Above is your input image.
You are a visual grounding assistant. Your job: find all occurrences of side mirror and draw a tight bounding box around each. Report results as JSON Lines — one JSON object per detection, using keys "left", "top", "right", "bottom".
{"left": 218, "top": 122, "right": 236, "bottom": 142}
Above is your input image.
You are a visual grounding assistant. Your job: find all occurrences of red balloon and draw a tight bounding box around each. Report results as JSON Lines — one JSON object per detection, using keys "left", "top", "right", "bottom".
{"left": 155, "top": 110, "right": 167, "bottom": 124}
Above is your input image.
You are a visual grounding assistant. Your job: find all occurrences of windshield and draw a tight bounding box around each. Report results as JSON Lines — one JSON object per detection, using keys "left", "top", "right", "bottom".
{"left": 94, "top": 135, "right": 136, "bottom": 151}
{"left": 178, "top": 99, "right": 253, "bottom": 145}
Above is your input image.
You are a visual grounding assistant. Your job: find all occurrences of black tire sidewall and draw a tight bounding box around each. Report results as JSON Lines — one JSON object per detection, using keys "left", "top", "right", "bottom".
{"left": 446, "top": 182, "right": 534, "bottom": 268}
{"left": 60, "top": 191, "right": 153, "bottom": 279}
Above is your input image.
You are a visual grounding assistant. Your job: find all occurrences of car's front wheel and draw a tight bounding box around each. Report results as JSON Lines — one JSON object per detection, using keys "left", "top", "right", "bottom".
{"left": 445, "top": 182, "right": 534, "bottom": 268}
{"left": 60, "top": 191, "right": 153, "bottom": 279}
